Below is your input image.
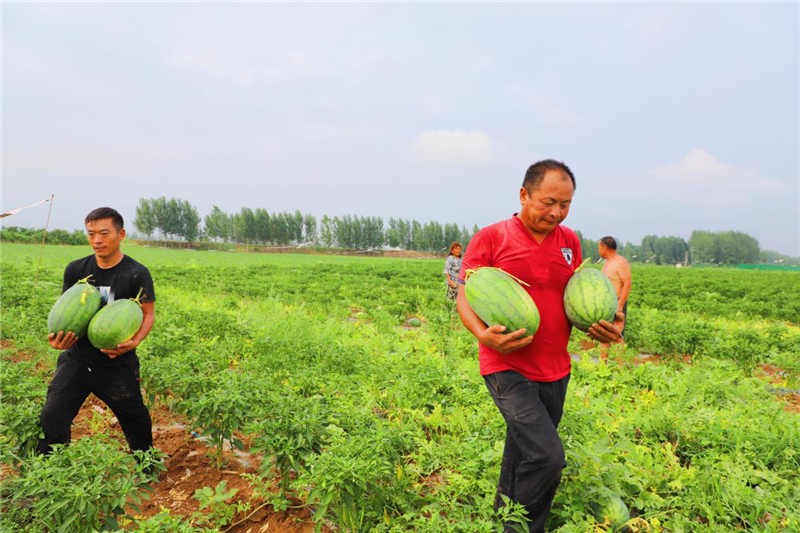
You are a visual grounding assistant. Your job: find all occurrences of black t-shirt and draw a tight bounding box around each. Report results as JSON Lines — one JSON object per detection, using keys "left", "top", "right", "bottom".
{"left": 62, "top": 255, "right": 155, "bottom": 366}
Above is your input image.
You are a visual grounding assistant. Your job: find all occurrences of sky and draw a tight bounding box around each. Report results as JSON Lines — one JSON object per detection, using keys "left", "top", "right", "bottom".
{"left": 3, "top": 2, "right": 799, "bottom": 256}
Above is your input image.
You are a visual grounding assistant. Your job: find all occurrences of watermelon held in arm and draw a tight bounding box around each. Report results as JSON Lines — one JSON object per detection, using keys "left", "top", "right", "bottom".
{"left": 563, "top": 262, "right": 618, "bottom": 332}
{"left": 47, "top": 275, "right": 102, "bottom": 337}
{"left": 464, "top": 267, "right": 540, "bottom": 336}
{"left": 87, "top": 290, "right": 144, "bottom": 350}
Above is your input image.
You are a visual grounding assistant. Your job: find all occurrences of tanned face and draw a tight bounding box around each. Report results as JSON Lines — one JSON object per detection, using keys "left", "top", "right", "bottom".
{"left": 598, "top": 244, "right": 609, "bottom": 259}
{"left": 518, "top": 169, "right": 574, "bottom": 238}
{"left": 86, "top": 218, "right": 125, "bottom": 259}
{"left": 453, "top": 245, "right": 462, "bottom": 258}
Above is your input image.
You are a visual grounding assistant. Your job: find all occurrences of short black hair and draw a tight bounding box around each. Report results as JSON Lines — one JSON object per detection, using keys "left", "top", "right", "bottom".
{"left": 85, "top": 207, "right": 124, "bottom": 231}
{"left": 599, "top": 236, "right": 617, "bottom": 250}
{"left": 522, "top": 159, "right": 576, "bottom": 192}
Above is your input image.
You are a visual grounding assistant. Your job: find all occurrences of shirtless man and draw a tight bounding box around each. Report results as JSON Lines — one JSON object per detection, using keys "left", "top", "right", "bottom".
{"left": 599, "top": 236, "right": 631, "bottom": 342}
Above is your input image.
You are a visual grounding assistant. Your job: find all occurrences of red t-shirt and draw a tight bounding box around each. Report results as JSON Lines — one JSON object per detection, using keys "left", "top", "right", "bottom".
{"left": 459, "top": 215, "right": 582, "bottom": 382}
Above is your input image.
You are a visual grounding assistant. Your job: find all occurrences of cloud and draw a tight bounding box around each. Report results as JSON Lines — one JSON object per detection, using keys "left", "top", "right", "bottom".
{"left": 646, "top": 149, "right": 787, "bottom": 207}
{"left": 409, "top": 129, "right": 496, "bottom": 167}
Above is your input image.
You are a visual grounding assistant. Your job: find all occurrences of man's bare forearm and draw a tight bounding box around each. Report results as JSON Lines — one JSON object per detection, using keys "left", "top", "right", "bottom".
{"left": 456, "top": 287, "right": 486, "bottom": 339}
{"left": 131, "top": 302, "right": 155, "bottom": 344}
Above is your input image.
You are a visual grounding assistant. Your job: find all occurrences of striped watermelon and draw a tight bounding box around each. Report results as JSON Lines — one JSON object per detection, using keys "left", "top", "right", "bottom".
{"left": 47, "top": 276, "right": 101, "bottom": 337}
{"left": 594, "top": 495, "right": 631, "bottom": 532}
{"left": 465, "top": 267, "right": 540, "bottom": 336}
{"left": 563, "top": 267, "right": 618, "bottom": 331}
{"left": 88, "top": 297, "right": 144, "bottom": 350}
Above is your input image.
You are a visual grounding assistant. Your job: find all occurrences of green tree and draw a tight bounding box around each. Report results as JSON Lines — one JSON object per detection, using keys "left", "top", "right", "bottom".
{"left": 133, "top": 198, "right": 157, "bottom": 240}
{"left": 179, "top": 200, "right": 201, "bottom": 242}
{"left": 254, "top": 208, "right": 271, "bottom": 244}
{"left": 204, "top": 206, "right": 228, "bottom": 243}
{"left": 319, "top": 215, "right": 333, "bottom": 247}
{"left": 385, "top": 217, "right": 401, "bottom": 248}
{"left": 303, "top": 214, "right": 317, "bottom": 244}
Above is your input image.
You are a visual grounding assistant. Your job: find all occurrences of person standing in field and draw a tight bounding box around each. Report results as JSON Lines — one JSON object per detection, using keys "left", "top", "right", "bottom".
{"left": 599, "top": 237, "right": 631, "bottom": 339}
{"left": 39, "top": 207, "right": 156, "bottom": 459}
{"left": 456, "top": 160, "right": 624, "bottom": 533}
{"left": 444, "top": 241, "right": 463, "bottom": 301}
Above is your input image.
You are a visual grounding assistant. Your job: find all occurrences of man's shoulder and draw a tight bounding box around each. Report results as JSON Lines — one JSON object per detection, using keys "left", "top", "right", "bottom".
{"left": 122, "top": 254, "right": 151, "bottom": 274}
{"left": 609, "top": 254, "right": 629, "bottom": 266}
{"left": 477, "top": 218, "right": 516, "bottom": 238}
{"left": 66, "top": 255, "right": 95, "bottom": 272}
{"left": 555, "top": 225, "right": 580, "bottom": 244}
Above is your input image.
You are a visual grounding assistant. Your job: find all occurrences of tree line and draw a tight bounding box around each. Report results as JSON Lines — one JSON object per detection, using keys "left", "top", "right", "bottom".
{"left": 577, "top": 230, "right": 765, "bottom": 266}
{"left": 688, "top": 230, "right": 761, "bottom": 265}
{"left": 577, "top": 232, "right": 691, "bottom": 266}
{"left": 0, "top": 226, "right": 87, "bottom": 246}
{"left": 5, "top": 197, "right": 780, "bottom": 265}
{"left": 132, "top": 197, "right": 477, "bottom": 253}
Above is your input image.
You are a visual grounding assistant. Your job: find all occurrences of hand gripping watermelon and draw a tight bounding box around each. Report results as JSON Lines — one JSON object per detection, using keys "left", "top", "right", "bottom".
{"left": 47, "top": 275, "right": 102, "bottom": 337}
{"left": 464, "top": 267, "right": 540, "bottom": 336}
{"left": 88, "top": 289, "right": 144, "bottom": 350}
{"left": 563, "top": 260, "right": 618, "bottom": 332}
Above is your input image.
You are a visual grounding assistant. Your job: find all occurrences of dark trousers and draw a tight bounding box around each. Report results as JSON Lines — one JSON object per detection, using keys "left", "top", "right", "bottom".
{"left": 484, "top": 370, "right": 570, "bottom": 533}
{"left": 37, "top": 352, "right": 153, "bottom": 455}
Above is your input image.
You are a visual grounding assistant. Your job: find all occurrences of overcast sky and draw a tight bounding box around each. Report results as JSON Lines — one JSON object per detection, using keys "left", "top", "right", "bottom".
{"left": 3, "top": 2, "right": 799, "bottom": 255}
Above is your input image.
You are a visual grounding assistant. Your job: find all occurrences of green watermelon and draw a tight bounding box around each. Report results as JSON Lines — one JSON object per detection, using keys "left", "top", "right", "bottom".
{"left": 47, "top": 276, "right": 101, "bottom": 337}
{"left": 595, "top": 495, "right": 631, "bottom": 532}
{"left": 88, "top": 297, "right": 144, "bottom": 350}
{"left": 563, "top": 267, "right": 618, "bottom": 332}
{"left": 406, "top": 317, "right": 422, "bottom": 327}
{"left": 465, "top": 267, "right": 540, "bottom": 336}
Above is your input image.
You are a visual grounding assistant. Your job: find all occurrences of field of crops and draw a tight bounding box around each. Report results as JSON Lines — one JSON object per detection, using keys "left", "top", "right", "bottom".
{"left": 2, "top": 243, "right": 799, "bottom": 532}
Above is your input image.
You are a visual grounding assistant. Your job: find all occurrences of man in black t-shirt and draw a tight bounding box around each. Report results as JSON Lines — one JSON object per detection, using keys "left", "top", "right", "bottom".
{"left": 38, "top": 207, "right": 156, "bottom": 455}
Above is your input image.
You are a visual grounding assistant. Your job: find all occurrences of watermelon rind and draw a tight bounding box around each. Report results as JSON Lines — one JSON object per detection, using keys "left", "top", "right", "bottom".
{"left": 47, "top": 279, "right": 102, "bottom": 337}
{"left": 595, "top": 495, "right": 631, "bottom": 532}
{"left": 563, "top": 268, "right": 618, "bottom": 332}
{"left": 465, "top": 268, "right": 540, "bottom": 336}
{"left": 87, "top": 299, "right": 144, "bottom": 350}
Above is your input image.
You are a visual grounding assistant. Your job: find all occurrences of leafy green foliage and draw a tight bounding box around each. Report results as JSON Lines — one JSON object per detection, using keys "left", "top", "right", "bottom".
{"left": 2, "top": 243, "right": 799, "bottom": 532}
{"left": 192, "top": 480, "right": 244, "bottom": 529}
{"left": 1, "top": 437, "right": 161, "bottom": 532}
{"left": 0, "top": 361, "right": 46, "bottom": 464}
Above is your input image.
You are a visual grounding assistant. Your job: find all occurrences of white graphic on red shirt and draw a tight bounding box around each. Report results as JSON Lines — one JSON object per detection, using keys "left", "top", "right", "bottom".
{"left": 561, "top": 247, "right": 573, "bottom": 266}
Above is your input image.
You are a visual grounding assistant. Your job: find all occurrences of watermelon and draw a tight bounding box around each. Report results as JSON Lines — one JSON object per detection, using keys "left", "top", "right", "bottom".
{"left": 47, "top": 276, "right": 101, "bottom": 337}
{"left": 465, "top": 267, "right": 540, "bottom": 336}
{"left": 595, "top": 495, "right": 631, "bottom": 532}
{"left": 563, "top": 267, "right": 618, "bottom": 332}
{"left": 406, "top": 317, "right": 422, "bottom": 327}
{"left": 87, "top": 296, "right": 144, "bottom": 350}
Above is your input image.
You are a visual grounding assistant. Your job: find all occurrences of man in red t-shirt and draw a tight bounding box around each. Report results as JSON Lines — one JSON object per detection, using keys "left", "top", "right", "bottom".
{"left": 456, "top": 160, "right": 624, "bottom": 533}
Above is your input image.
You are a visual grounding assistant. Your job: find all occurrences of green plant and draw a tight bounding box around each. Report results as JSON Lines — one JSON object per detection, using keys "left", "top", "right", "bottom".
{"left": 182, "top": 374, "right": 250, "bottom": 468}
{"left": 2, "top": 437, "right": 159, "bottom": 532}
{"left": 192, "top": 480, "right": 245, "bottom": 529}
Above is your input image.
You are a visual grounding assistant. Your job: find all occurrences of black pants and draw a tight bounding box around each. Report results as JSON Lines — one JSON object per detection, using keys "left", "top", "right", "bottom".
{"left": 37, "top": 352, "right": 152, "bottom": 455}
{"left": 484, "top": 370, "right": 570, "bottom": 533}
